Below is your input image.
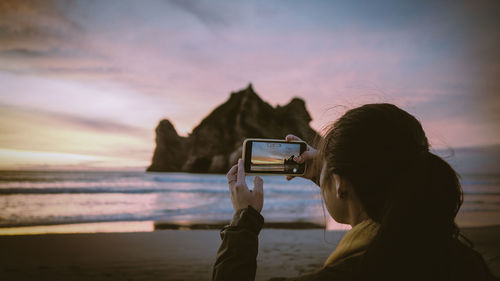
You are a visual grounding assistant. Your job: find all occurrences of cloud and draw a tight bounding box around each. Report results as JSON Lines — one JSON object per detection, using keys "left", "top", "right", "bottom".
{"left": 0, "top": 0, "right": 498, "bottom": 169}
{"left": 1, "top": 104, "right": 149, "bottom": 136}
{"left": 168, "top": 0, "right": 235, "bottom": 27}
{"left": 0, "top": 71, "right": 182, "bottom": 131}
{"left": 0, "top": 0, "right": 114, "bottom": 82}
{"left": 0, "top": 48, "right": 63, "bottom": 58}
{"left": 0, "top": 0, "right": 81, "bottom": 51}
{"left": 0, "top": 105, "right": 154, "bottom": 165}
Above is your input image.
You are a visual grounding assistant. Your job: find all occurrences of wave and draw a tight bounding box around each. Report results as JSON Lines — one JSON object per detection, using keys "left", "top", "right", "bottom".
{"left": 151, "top": 176, "right": 227, "bottom": 184}
{"left": 462, "top": 191, "right": 500, "bottom": 196}
{"left": 0, "top": 187, "right": 226, "bottom": 195}
{"left": 0, "top": 183, "right": 496, "bottom": 196}
{"left": 0, "top": 187, "right": 318, "bottom": 195}
{"left": 464, "top": 200, "right": 500, "bottom": 205}
{"left": 461, "top": 179, "right": 500, "bottom": 186}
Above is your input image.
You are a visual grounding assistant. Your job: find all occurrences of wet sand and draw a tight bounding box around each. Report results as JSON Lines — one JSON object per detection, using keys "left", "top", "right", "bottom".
{"left": 0, "top": 226, "right": 498, "bottom": 281}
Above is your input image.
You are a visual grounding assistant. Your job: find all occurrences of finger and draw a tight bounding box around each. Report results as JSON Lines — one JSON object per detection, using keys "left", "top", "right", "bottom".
{"left": 296, "top": 151, "right": 315, "bottom": 163}
{"left": 293, "top": 155, "right": 302, "bottom": 163}
{"left": 254, "top": 176, "right": 264, "bottom": 199}
{"left": 285, "top": 134, "right": 303, "bottom": 142}
{"left": 226, "top": 164, "right": 237, "bottom": 180}
{"left": 286, "top": 175, "right": 295, "bottom": 181}
{"left": 236, "top": 158, "right": 247, "bottom": 189}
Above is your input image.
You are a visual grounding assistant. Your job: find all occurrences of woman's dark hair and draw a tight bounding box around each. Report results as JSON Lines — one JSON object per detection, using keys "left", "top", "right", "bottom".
{"left": 316, "top": 103, "right": 464, "bottom": 280}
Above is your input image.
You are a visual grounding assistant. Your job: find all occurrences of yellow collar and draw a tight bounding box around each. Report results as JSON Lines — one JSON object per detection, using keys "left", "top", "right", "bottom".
{"left": 324, "top": 219, "right": 380, "bottom": 267}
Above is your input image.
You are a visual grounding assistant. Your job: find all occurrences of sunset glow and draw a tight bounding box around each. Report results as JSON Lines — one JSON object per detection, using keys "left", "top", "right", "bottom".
{"left": 252, "top": 157, "right": 283, "bottom": 165}
{"left": 0, "top": 0, "right": 499, "bottom": 169}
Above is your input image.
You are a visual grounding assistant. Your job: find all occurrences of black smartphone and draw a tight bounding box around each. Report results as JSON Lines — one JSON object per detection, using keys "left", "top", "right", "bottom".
{"left": 242, "top": 138, "right": 307, "bottom": 175}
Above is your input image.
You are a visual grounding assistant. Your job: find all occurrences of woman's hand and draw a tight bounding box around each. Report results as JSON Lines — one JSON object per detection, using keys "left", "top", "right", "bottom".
{"left": 226, "top": 158, "right": 264, "bottom": 213}
{"left": 285, "top": 134, "right": 320, "bottom": 185}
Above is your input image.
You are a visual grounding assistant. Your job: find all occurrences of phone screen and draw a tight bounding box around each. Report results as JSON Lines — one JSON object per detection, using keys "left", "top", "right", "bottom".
{"left": 248, "top": 141, "right": 304, "bottom": 174}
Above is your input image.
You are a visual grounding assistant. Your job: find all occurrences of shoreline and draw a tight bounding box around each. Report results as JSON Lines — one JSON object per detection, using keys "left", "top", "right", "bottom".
{"left": 0, "top": 218, "right": 498, "bottom": 235}
{"left": 0, "top": 220, "right": 328, "bottom": 235}
{"left": 154, "top": 221, "right": 325, "bottom": 230}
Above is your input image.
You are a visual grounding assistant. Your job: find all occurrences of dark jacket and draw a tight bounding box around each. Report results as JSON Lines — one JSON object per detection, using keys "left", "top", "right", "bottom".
{"left": 211, "top": 206, "right": 498, "bottom": 281}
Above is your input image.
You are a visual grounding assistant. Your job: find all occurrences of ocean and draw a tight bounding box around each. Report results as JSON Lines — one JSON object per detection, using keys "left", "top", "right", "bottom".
{"left": 0, "top": 170, "right": 499, "bottom": 234}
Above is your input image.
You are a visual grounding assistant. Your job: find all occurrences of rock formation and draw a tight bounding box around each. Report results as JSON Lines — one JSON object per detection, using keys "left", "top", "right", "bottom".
{"left": 147, "top": 84, "right": 320, "bottom": 173}
{"left": 147, "top": 119, "right": 188, "bottom": 172}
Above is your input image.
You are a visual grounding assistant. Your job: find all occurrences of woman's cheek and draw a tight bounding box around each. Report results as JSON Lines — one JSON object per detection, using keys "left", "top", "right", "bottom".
{"left": 323, "top": 187, "right": 347, "bottom": 224}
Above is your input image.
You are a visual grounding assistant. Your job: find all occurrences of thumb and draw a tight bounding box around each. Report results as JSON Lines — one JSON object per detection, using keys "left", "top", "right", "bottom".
{"left": 285, "top": 134, "right": 302, "bottom": 142}
{"left": 297, "top": 150, "right": 315, "bottom": 162}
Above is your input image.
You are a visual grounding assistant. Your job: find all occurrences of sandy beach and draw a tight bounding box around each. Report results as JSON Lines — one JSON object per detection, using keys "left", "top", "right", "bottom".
{"left": 1, "top": 226, "right": 498, "bottom": 281}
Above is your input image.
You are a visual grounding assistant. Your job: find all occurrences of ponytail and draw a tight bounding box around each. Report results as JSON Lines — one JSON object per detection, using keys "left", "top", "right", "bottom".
{"left": 356, "top": 151, "right": 463, "bottom": 280}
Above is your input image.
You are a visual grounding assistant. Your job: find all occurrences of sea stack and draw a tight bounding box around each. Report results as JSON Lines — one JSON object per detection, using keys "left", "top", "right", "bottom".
{"left": 147, "top": 84, "right": 319, "bottom": 173}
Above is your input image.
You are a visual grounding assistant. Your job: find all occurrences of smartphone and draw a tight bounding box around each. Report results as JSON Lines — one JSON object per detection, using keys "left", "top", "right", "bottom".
{"left": 242, "top": 138, "right": 307, "bottom": 175}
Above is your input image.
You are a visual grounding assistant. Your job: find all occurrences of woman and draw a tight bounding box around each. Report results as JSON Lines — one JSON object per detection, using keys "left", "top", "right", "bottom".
{"left": 212, "top": 103, "right": 496, "bottom": 281}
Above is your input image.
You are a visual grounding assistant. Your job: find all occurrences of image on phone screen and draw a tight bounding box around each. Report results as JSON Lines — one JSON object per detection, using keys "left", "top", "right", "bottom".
{"left": 251, "top": 142, "right": 301, "bottom": 173}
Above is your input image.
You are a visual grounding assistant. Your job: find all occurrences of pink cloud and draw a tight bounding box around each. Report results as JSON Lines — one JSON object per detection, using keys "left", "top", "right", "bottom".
{"left": 0, "top": 0, "right": 498, "bottom": 168}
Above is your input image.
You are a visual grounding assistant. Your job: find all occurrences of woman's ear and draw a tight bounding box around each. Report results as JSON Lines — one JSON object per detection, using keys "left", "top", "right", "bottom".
{"left": 333, "top": 174, "right": 346, "bottom": 200}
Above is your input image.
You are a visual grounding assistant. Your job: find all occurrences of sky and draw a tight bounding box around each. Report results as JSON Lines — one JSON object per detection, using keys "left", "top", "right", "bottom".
{"left": 251, "top": 142, "right": 301, "bottom": 165}
{"left": 0, "top": 0, "right": 499, "bottom": 169}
